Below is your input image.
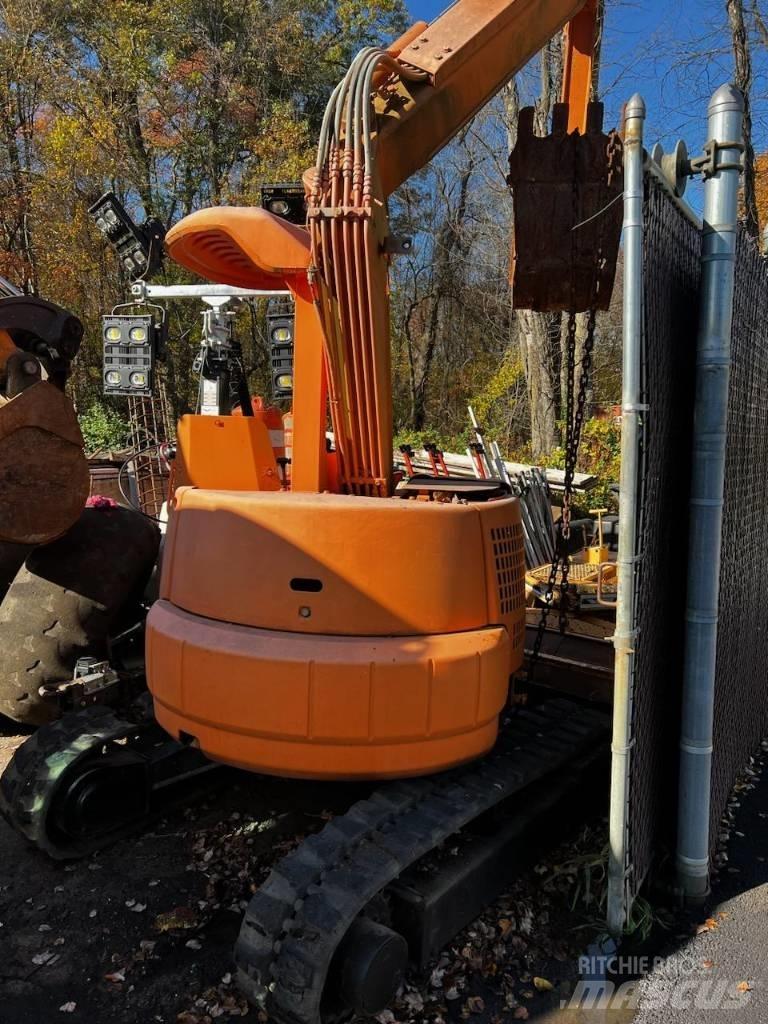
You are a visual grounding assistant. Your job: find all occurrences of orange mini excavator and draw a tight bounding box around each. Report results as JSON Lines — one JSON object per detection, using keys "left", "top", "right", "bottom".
{"left": 2, "top": 2, "right": 619, "bottom": 1019}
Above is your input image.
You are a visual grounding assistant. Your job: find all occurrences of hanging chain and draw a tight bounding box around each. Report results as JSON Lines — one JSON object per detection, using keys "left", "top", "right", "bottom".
{"left": 526, "top": 130, "right": 620, "bottom": 684}
{"left": 528, "top": 309, "right": 597, "bottom": 678}
{"left": 559, "top": 307, "right": 596, "bottom": 630}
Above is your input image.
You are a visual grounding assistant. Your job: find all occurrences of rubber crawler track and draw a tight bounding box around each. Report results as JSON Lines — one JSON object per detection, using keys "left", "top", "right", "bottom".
{"left": 0, "top": 703, "right": 158, "bottom": 859}
{"left": 234, "top": 700, "right": 608, "bottom": 1024}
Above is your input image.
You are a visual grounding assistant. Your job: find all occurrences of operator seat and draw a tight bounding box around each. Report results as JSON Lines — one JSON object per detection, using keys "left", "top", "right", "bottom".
{"left": 165, "top": 206, "right": 310, "bottom": 289}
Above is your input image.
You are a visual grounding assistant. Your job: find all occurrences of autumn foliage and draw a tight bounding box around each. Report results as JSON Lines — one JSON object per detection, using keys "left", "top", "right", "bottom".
{"left": 0, "top": 0, "right": 408, "bottom": 413}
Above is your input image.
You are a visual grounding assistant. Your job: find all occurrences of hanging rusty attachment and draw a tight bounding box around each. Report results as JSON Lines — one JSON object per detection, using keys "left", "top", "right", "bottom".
{"left": 508, "top": 101, "right": 623, "bottom": 313}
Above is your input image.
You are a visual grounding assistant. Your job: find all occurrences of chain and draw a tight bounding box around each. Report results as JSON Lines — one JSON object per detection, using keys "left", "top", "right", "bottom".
{"left": 527, "top": 129, "right": 617, "bottom": 683}
{"left": 559, "top": 307, "right": 596, "bottom": 630}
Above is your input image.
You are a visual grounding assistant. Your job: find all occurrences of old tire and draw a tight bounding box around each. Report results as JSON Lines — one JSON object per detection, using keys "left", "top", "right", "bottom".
{"left": 0, "top": 540, "right": 30, "bottom": 603}
{"left": 0, "top": 506, "right": 160, "bottom": 726}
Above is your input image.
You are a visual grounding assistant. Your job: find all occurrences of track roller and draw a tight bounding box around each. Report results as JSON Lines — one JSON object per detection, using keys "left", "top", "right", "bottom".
{"left": 334, "top": 918, "right": 408, "bottom": 1016}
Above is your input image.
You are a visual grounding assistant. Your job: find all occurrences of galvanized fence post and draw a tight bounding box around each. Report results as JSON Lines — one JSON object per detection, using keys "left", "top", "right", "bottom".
{"left": 676, "top": 85, "right": 744, "bottom": 905}
{"left": 607, "top": 94, "right": 645, "bottom": 937}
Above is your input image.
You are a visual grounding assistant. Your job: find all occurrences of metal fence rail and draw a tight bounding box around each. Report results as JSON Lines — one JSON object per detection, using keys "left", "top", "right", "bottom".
{"left": 709, "top": 227, "right": 768, "bottom": 855}
{"left": 624, "top": 176, "right": 701, "bottom": 912}
{"left": 609, "top": 84, "right": 768, "bottom": 928}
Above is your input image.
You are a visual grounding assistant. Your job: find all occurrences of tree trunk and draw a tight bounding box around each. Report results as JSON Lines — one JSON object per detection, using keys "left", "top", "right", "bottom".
{"left": 727, "top": 0, "right": 759, "bottom": 239}
{"left": 506, "top": 44, "right": 563, "bottom": 457}
{"left": 408, "top": 142, "right": 474, "bottom": 430}
{"left": 518, "top": 309, "right": 557, "bottom": 458}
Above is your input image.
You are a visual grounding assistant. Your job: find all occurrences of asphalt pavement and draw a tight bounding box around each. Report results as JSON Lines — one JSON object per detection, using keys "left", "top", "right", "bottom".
{"left": 632, "top": 753, "right": 768, "bottom": 1022}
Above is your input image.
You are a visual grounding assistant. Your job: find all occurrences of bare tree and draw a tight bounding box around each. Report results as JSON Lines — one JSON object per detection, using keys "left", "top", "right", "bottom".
{"left": 504, "top": 52, "right": 561, "bottom": 459}
{"left": 404, "top": 132, "right": 475, "bottom": 431}
{"left": 727, "top": 0, "right": 759, "bottom": 239}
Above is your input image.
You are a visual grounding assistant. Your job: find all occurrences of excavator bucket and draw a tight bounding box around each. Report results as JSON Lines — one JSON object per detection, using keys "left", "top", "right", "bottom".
{"left": 0, "top": 380, "right": 90, "bottom": 545}
{"left": 508, "top": 101, "right": 623, "bottom": 312}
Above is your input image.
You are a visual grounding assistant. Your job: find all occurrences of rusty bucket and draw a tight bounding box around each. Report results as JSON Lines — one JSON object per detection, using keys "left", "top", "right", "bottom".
{"left": 0, "top": 381, "right": 89, "bottom": 545}
{"left": 508, "top": 101, "right": 623, "bottom": 313}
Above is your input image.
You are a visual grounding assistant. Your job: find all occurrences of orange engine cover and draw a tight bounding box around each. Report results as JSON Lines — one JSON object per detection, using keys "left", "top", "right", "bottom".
{"left": 147, "top": 489, "right": 526, "bottom": 779}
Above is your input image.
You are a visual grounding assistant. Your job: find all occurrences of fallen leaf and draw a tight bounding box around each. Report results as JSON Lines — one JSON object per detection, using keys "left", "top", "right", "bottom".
{"left": 105, "top": 970, "right": 126, "bottom": 983}
{"left": 737, "top": 981, "right": 752, "bottom": 993}
{"left": 696, "top": 917, "right": 719, "bottom": 934}
{"left": 533, "top": 977, "right": 553, "bottom": 992}
{"left": 155, "top": 907, "right": 200, "bottom": 932}
{"left": 498, "top": 918, "right": 513, "bottom": 938}
{"left": 430, "top": 966, "right": 445, "bottom": 988}
{"left": 59, "top": 1003, "right": 76, "bottom": 1014}
{"left": 186, "top": 938, "right": 203, "bottom": 951}
{"left": 403, "top": 991, "right": 424, "bottom": 1013}
{"left": 32, "top": 951, "right": 59, "bottom": 967}
{"left": 703, "top": 960, "right": 715, "bottom": 969}
{"left": 466, "top": 996, "right": 485, "bottom": 1014}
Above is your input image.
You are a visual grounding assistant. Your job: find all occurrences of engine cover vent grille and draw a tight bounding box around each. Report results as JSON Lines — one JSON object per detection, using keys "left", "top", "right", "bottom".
{"left": 491, "top": 522, "right": 525, "bottom": 616}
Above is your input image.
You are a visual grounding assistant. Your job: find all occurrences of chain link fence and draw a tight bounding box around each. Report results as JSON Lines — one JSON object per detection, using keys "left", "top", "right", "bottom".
{"left": 624, "top": 180, "right": 768, "bottom": 918}
{"left": 709, "top": 228, "right": 768, "bottom": 854}
{"left": 625, "top": 176, "right": 700, "bottom": 908}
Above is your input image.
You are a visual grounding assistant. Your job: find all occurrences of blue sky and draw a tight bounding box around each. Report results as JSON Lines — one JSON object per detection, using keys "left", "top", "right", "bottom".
{"left": 406, "top": 0, "right": 766, "bottom": 159}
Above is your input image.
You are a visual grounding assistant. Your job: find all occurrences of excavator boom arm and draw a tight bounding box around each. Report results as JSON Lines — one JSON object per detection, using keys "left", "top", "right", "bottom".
{"left": 165, "top": 0, "right": 608, "bottom": 497}
{"left": 374, "top": 0, "right": 594, "bottom": 197}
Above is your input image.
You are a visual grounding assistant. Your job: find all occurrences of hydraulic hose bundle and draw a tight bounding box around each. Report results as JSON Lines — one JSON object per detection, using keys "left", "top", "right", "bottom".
{"left": 307, "top": 49, "right": 426, "bottom": 497}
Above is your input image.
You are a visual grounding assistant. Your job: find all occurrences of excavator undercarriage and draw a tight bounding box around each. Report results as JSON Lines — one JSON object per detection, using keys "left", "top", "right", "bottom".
{"left": 2, "top": 694, "right": 607, "bottom": 1020}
